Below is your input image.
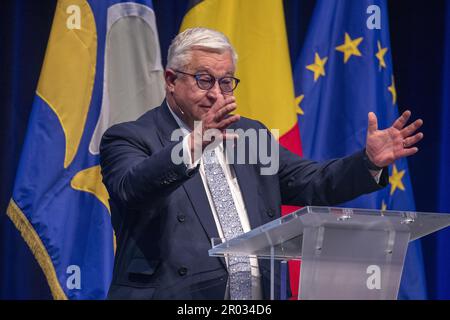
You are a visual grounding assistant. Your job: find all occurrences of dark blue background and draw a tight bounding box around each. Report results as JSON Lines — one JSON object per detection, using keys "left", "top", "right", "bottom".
{"left": 1, "top": 0, "right": 448, "bottom": 299}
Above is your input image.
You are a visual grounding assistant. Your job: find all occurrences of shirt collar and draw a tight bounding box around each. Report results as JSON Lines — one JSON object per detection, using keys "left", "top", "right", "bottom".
{"left": 166, "top": 101, "right": 191, "bottom": 136}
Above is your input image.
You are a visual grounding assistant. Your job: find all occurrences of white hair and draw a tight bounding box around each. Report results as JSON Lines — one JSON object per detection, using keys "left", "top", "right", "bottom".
{"left": 166, "top": 27, "right": 238, "bottom": 70}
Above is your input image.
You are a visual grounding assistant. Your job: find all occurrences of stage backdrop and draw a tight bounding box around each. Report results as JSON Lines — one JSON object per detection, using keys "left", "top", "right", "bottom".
{"left": 0, "top": 0, "right": 449, "bottom": 299}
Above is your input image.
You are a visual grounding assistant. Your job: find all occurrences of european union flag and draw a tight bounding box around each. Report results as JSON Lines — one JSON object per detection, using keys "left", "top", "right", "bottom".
{"left": 293, "top": 0, "right": 427, "bottom": 299}
{"left": 6, "top": 0, "right": 164, "bottom": 299}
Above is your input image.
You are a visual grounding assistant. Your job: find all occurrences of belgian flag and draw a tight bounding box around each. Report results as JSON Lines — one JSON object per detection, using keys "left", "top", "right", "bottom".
{"left": 181, "top": 0, "right": 303, "bottom": 298}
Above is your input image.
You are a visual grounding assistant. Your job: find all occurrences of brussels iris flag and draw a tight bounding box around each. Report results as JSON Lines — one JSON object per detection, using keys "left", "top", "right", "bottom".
{"left": 6, "top": 0, "right": 164, "bottom": 299}
{"left": 293, "top": 0, "right": 427, "bottom": 299}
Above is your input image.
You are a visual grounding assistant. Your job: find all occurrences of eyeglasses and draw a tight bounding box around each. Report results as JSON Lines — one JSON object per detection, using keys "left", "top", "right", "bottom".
{"left": 174, "top": 70, "right": 240, "bottom": 93}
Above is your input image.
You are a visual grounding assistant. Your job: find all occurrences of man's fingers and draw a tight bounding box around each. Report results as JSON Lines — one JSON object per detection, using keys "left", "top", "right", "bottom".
{"left": 401, "top": 119, "right": 423, "bottom": 138}
{"left": 368, "top": 112, "right": 378, "bottom": 134}
{"left": 400, "top": 146, "right": 419, "bottom": 158}
{"left": 403, "top": 132, "right": 424, "bottom": 148}
{"left": 392, "top": 110, "right": 412, "bottom": 130}
{"left": 211, "top": 95, "right": 235, "bottom": 113}
{"left": 217, "top": 114, "right": 240, "bottom": 130}
{"left": 214, "top": 102, "right": 237, "bottom": 122}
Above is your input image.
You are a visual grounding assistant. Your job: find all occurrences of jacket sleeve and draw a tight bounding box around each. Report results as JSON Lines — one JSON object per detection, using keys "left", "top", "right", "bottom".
{"left": 99, "top": 123, "right": 198, "bottom": 208}
{"left": 277, "top": 142, "right": 388, "bottom": 206}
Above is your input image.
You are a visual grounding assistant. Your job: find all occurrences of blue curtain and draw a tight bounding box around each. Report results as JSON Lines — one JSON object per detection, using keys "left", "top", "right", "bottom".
{"left": 0, "top": 0, "right": 56, "bottom": 299}
{"left": 435, "top": 0, "right": 450, "bottom": 300}
{"left": 1, "top": 0, "right": 449, "bottom": 299}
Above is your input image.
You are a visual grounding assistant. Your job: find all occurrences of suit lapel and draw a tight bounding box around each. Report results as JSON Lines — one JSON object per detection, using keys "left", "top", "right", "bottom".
{"left": 182, "top": 173, "right": 220, "bottom": 241}
{"left": 154, "top": 101, "right": 182, "bottom": 146}
{"left": 231, "top": 164, "right": 263, "bottom": 230}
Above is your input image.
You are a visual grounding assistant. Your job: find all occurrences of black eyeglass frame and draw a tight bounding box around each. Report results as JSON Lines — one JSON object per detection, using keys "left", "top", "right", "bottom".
{"left": 173, "top": 69, "right": 240, "bottom": 93}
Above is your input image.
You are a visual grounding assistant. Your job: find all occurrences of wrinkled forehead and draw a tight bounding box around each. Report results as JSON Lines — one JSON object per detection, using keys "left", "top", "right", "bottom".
{"left": 185, "top": 48, "right": 236, "bottom": 74}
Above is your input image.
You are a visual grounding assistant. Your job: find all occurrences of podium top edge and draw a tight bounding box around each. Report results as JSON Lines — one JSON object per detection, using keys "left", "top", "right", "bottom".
{"left": 299, "top": 206, "right": 450, "bottom": 217}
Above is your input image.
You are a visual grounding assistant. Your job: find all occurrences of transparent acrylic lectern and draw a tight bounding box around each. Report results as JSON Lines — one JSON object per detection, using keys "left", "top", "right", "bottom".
{"left": 209, "top": 206, "right": 450, "bottom": 300}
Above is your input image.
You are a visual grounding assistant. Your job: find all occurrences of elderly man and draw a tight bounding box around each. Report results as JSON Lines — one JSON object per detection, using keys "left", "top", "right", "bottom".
{"left": 100, "top": 27, "right": 423, "bottom": 300}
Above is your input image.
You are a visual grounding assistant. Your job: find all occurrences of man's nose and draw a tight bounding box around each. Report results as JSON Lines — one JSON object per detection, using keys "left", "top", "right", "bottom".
{"left": 206, "top": 81, "right": 222, "bottom": 99}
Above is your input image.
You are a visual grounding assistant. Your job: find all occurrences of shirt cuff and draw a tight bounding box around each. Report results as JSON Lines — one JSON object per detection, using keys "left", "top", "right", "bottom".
{"left": 371, "top": 169, "right": 383, "bottom": 184}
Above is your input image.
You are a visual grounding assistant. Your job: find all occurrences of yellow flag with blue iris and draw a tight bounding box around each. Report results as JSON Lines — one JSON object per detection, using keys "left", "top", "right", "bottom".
{"left": 7, "top": 0, "right": 164, "bottom": 299}
{"left": 293, "top": 0, "right": 427, "bottom": 299}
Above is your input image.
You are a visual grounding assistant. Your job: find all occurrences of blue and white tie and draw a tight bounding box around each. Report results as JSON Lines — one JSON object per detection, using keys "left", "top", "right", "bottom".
{"left": 203, "top": 149, "right": 252, "bottom": 300}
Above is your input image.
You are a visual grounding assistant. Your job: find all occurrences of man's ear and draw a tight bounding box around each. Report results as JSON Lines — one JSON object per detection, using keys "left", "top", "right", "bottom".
{"left": 165, "top": 69, "right": 177, "bottom": 92}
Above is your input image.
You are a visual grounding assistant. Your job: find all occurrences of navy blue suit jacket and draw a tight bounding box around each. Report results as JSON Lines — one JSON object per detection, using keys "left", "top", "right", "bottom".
{"left": 99, "top": 101, "right": 387, "bottom": 299}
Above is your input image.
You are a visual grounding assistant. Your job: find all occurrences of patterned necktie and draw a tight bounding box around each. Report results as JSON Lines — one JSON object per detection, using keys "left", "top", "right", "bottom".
{"left": 203, "top": 148, "right": 252, "bottom": 300}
